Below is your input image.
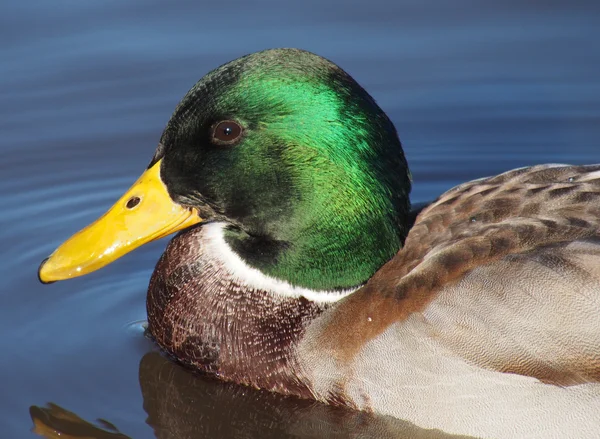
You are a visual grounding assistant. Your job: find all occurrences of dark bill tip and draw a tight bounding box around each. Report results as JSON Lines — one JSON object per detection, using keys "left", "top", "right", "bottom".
{"left": 38, "top": 257, "right": 55, "bottom": 284}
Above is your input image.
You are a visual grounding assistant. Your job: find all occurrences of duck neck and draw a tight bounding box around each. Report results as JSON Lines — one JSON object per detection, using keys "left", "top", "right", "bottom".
{"left": 223, "top": 177, "right": 411, "bottom": 291}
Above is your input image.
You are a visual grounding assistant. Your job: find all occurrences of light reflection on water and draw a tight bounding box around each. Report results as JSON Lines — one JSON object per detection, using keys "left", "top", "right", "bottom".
{"left": 0, "top": 0, "right": 598, "bottom": 438}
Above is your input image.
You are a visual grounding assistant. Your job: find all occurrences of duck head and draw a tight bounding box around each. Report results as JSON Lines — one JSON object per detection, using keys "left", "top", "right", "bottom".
{"left": 38, "top": 48, "right": 411, "bottom": 291}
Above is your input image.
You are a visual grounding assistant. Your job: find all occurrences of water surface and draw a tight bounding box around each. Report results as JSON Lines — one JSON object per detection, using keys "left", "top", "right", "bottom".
{"left": 1, "top": 1, "right": 599, "bottom": 438}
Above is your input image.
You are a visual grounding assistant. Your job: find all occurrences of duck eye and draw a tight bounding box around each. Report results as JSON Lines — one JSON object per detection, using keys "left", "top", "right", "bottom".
{"left": 211, "top": 120, "right": 243, "bottom": 145}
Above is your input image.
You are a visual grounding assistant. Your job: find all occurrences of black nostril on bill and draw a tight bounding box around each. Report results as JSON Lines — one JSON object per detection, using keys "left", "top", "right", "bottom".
{"left": 126, "top": 196, "right": 141, "bottom": 209}
{"left": 38, "top": 257, "right": 55, "bottom": 284}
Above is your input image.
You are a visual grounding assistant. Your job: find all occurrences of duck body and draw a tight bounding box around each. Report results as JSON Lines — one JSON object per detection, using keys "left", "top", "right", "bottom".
{"left": 148, "top": 165, "right": 600, "bottom": 439}
{"left": 39, "top": 49, "right": 600, "bottom": 438}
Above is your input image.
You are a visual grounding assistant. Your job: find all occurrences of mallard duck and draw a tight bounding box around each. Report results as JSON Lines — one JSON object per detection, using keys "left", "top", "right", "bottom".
{"left": 38, "top": 48, "right": 600, "bottom": 439}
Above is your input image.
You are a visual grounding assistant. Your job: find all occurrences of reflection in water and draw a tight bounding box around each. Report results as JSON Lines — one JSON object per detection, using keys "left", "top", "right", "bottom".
{"left": 31, "top": 352, "right": 470, "bottom": 439}
{"left": 30, "top": 403, "right": 129, "bottom": 439}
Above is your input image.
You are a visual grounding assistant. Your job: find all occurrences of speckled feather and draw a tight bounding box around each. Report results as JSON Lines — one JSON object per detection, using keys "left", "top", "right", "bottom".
{"left": 318, "top": 165, "right": 600, "bottom": 379}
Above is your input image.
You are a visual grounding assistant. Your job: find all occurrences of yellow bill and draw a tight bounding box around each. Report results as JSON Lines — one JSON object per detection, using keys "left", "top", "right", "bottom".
{"left": 38, "top": 159, "right": 201, "bottom": 283}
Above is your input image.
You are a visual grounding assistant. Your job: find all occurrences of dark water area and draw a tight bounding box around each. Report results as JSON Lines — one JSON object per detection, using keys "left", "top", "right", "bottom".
{"left": 1, "top": 1, "right": 599, "bottom": 438}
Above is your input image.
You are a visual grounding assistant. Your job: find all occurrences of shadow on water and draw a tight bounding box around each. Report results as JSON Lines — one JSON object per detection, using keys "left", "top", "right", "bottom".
{"left": 30, "top": 352, "right": 470, "bottom": 439}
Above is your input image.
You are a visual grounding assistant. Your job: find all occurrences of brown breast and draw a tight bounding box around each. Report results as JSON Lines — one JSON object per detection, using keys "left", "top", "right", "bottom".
{"left": 146, "top": 226, "right": 325, "bottom": 397}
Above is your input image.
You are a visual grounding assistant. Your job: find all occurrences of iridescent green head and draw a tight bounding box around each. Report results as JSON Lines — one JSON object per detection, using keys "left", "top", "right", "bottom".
{"left": 150, "top": 48, "right": 411, "bottom": 290}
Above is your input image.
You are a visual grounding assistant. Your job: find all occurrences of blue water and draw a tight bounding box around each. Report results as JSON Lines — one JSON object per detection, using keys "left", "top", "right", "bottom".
{"left": 1, "top": 1, "right": 599, "bottom": 438}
